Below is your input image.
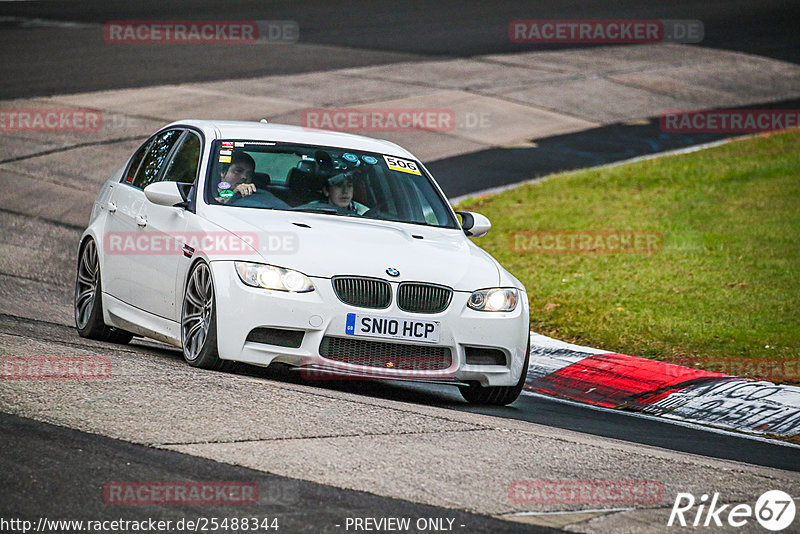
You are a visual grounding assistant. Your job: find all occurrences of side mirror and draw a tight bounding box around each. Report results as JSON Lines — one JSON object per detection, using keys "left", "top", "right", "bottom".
{"left": 144, "top": 182, "right": 187, "bottom": 208}
{"left": 456, "top": 211, "right": 491, "bottom": 237}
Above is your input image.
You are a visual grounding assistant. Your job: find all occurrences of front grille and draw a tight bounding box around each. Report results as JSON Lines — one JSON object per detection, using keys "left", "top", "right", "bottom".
{"left": 319, "top": 336, "right": 451, "bottom": 370}
{"left": 464, "top": 346, "right": 506, "bottom": 366}
{"left": 397, "top": 282, "right": 453, "bottom": 314}
{"left": 246, "top": 327, "right": 304, "bottom": 348}
{"left": 332, "top": 276, "right": 392, "bottom": 309}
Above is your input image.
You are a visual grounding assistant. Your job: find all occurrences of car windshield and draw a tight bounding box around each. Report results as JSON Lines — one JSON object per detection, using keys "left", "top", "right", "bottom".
{"left": 204, "top": 140, "right": 459, "bottom": 229}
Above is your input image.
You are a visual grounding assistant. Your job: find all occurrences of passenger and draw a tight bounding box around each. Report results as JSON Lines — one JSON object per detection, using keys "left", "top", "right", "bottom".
{"left": 300, "top": 171, "right": 369, "bottom": 215}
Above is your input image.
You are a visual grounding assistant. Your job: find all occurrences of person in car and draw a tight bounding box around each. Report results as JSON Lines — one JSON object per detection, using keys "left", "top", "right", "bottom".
{"left": 216, "top": 151, "right": 257, "bottom": 202}
{"left": 300, "top": 171, "right": 368, "bottom": 214}
{"left": 216, "top": 150, "right": 287, "bottom": 208}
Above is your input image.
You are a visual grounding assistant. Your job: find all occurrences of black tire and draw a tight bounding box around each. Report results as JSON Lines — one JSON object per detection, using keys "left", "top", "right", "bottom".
{"left": 181, "top": 261, "right": 230, "bottom": 371}
{"left": 459, "top": 336, "right": 530, "bottom": 406}
{"left": 74, "top": 239, "right": 134, "bottom": 344}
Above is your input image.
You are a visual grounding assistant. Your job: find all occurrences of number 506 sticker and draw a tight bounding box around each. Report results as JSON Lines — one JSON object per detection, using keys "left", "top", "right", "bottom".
{"left": 383, "top": 155, "right": 421, "bottom": 175}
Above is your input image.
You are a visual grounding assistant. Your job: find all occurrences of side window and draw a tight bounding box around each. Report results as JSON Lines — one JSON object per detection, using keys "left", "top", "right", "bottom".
{"left": 162, "top": 132, "right": 201, "bottom": 184}
{"left": 132, "top": 129, "right": 182, "bottom": 190}
{"left": 123, "top": 138, "right": 152, "bottom": 184}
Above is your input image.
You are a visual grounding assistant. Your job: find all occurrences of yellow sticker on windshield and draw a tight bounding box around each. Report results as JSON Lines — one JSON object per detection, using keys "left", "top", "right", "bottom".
{"left": 383, "top": 155, "right": 421, "bottom": 175}
{"left": 219, "top": 155, "right": 231, "bottom": 163}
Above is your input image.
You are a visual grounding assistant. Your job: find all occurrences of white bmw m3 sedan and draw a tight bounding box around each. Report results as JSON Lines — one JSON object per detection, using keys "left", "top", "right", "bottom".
{"left": 75, "top": 120, "right": 530, "bottom": 405}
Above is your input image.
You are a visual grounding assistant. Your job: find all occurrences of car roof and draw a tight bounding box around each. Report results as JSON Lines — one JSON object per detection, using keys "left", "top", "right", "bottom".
{"left": 164, "top": 119, "right": 418, "bottom": 159}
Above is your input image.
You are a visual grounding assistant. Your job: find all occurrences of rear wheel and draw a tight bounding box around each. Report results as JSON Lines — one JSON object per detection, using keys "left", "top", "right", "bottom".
{"left": 459, "top": 337, "right": 530, "bottom": 406}
{"left": 74, "top": 239, "right": 133, "bottom": 344}
{"left": 181, "top": 262, "right": 229, "bottom": 371}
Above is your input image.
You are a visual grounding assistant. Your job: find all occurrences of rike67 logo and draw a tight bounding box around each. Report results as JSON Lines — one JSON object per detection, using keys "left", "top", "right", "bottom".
{"left": 668, "top": 490, "right": 796, "bottom": 531}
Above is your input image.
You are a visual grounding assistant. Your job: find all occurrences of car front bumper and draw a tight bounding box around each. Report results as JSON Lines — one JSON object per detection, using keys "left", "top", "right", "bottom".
{"left": 210, "top": 261, "right": 529, "bottom": 387}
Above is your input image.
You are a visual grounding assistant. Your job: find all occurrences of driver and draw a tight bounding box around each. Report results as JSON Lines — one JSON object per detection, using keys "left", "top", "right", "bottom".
{"left": 216, "top": 150, "right": 256, "bottom": 203}
{"left": 214, "top": 150, "right": 289, "bottom": 208}
{"left": 300, "top": 171, "right": 368, "bottom": 215}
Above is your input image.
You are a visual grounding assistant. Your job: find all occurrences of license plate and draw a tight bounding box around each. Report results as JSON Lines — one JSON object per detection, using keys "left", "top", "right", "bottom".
{"left": 345, "top": 313, "right": 440, "bottom": 343}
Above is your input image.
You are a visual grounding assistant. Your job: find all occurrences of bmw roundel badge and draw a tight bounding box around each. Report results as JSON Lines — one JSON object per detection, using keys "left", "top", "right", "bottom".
{"left": 386, "top": 267, "right": 400, "bottom": 277}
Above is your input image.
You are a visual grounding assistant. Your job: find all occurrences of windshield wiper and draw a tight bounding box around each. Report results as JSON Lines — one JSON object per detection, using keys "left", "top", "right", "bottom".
{"left": 288, "top": 207, "right": 340, "bottom": 214}
{"left": 371, "top": 216, "right": 432, "bottom": 226}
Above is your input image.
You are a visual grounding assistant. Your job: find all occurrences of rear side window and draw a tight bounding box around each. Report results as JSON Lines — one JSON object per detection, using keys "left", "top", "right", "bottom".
{"left": 162, "top": 132, "right": 201, "bottom": 184}
{"left": 131, "top": 129, "right": 182, "bottom": 189}
{"left": 123, "top": 139, "right": 151, "bottom": 184}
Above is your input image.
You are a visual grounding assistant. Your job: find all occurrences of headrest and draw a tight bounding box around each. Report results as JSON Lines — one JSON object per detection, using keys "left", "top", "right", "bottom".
{"left": 286, "top": 167, "right": 325, "bottom": 191}
{"left": 251, "top": 171, "right": 270, "bottom": 189}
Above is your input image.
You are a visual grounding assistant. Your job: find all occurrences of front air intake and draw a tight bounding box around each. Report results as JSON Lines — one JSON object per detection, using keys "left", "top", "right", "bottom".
{"left": 319, "top": 336, "right": 451, "bottom": 370}
{"left": 464, "top": 346, "right": 507, "bottom": 366}
{"left": 246, "top": 327, "right": 304, "bottom": 348}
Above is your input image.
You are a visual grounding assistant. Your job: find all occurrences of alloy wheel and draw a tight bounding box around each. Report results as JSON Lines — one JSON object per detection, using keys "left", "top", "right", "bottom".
{"left": 182, "top": 263, "right": 214, "bottom": 361}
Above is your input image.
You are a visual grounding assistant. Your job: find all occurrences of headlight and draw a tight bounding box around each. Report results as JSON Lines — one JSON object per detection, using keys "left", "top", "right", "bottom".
{"left": 235, "top": 262, "right": 314, "bottom": 293}
{"left": 468, "top": 288, "right": 518, "bottom": 312}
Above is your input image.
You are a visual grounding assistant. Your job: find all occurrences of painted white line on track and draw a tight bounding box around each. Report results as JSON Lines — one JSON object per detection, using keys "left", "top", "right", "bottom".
{"left": 0, "top": 16, "right": 95, "bottom": 28}
{"left": 504, "top": 507, "right": 635, "bottom": 517}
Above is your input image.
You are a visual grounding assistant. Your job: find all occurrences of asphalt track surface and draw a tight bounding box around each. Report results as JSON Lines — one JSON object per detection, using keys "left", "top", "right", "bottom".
{"left": 220, "top": 361, "right": 800, "bottom": 472}
{"left": 0, "top": 0, "right": 798, "bottom": 98}
{"left": 430, "top": 96, "right": 800, "bottom": 197}
{"left": 0, "top": 412, "right": 556, "bottom": 533}
{"left": 2, "top": 1, "right": 799, "bottom": 531}
{"left": 307, "top": 380, "right": 800, "bottom": 473}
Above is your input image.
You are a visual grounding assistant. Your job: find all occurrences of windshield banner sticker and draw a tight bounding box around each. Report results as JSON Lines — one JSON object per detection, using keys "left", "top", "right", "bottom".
{"left": 383, "top": 155, "right": 421, "bottom": 175}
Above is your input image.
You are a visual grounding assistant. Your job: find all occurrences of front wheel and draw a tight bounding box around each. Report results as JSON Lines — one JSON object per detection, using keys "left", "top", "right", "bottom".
{"left": 74, "top": 239, "right": 133, "bottom": 344}
{"left": 459, "top": 337, "right": 530, "bottom": 406}
{"left": 181, "top": 262, "right": 229, "bottom": 371}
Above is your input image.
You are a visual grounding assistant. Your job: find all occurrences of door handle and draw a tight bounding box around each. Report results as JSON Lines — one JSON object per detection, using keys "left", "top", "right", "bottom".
{"left": 136, "top": 215, "right": 147, "bottom": 227}
{"left": 107, "top": 201, "right": 117, "bottom": 213}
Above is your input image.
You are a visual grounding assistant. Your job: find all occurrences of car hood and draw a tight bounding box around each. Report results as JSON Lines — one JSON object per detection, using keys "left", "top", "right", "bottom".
{"left": 205, "top": 208, "right": 501, "bottom": 290}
